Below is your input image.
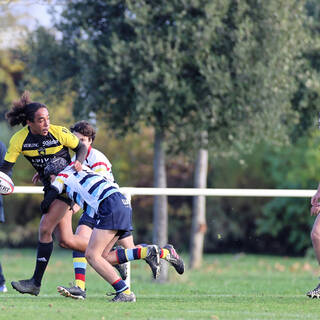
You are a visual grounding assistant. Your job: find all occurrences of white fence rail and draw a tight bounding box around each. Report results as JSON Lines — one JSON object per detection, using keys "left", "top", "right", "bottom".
{"left": 14, "top": 186, "right": 316, "bottom": 197}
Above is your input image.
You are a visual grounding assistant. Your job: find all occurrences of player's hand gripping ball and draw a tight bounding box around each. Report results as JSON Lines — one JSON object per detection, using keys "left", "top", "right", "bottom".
{"left": 0, "top": 171, "right": 14, "bottom": 195}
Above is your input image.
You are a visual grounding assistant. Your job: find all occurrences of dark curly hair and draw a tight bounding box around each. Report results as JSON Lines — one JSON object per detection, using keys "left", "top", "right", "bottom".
{"left": 70, "top": 120, "right": 96, "bottom": 142}
{"left": 5, "top": 91, "right": 47, "bottom": 127}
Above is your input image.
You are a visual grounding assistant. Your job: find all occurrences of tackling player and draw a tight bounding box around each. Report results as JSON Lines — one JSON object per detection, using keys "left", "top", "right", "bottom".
{"left": 55, "top": 121, "right": 184, "bottom": 299}
{"left": 41, "top": 157, "right": 161, "bottom": 302}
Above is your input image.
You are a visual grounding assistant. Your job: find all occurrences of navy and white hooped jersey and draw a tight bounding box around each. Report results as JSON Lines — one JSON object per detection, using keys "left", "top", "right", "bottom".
{"left": 51, "top": 164, "right": 120, "bottom": 216}
{"left": 71, "top": 146, "right": 116, "bottom": 184}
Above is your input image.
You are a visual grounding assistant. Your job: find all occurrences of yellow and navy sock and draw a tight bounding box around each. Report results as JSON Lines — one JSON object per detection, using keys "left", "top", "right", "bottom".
{"left": 160, "top": 248, "right": 169, "bottom": 260}
{"left": 138, "top": 243, "right": 169, "bottom": 260}
{"left": 116, "top": 248, "right": 148, "bottom": 264}
{"left": 112, "top": 278, "right": 130, "bottom": 294}
{"left": 73, "top": 251, "right": 87, "bottom": 291}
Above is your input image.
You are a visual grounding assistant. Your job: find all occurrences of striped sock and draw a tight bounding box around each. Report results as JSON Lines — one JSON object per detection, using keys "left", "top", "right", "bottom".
{"left": 73, "top": 251, "right": 87, "bottom": 290}
{"left": 112, "top": 278, "right": 130, "bottom": 294}
{"left": 116, "top": 247, "right": 148, "bottom": 264}
{"left": 160, "top": 248, "right": 169, "bottom": 260}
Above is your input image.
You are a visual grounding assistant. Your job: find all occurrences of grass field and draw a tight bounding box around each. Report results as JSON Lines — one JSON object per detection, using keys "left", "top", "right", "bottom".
{"left": 0, "top": 248, "right": 320, "bottom": 320}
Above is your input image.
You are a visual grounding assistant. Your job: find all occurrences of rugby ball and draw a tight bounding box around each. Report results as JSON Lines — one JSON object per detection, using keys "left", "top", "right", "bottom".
{"left": 0, "top": 171, "right": 14, "bottom": 195}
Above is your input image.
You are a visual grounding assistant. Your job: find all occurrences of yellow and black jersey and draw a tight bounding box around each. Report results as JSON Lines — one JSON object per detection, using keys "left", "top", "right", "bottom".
{"left": 5, "top": 124, "right": 79, "bottom": 186}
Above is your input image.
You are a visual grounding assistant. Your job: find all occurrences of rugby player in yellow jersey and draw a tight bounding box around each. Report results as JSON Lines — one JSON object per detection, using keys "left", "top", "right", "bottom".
{"left": 0, "top": 91, "right": 88, "bottom": 296}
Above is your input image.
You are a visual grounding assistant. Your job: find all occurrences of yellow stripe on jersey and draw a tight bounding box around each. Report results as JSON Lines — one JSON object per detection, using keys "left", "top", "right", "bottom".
{"left": 4, "top": 124, "right": 79, "bottom": 163}
{"left": 56, "top": 177, "right": 65, "bottom": 186}
{"left": 93, "top": 168, "right": 108, "bottom": 173}
{"left": 22, "top": 145, "right": 65, "bottom": 157}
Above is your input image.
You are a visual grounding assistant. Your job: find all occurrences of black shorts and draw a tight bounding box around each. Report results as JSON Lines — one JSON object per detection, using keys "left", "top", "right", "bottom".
{"left": 43, "top": 186, "right": 72, "bottom": 207}
{"left": 95, "top": 192, "right": 133, "bottom": 233}
{"left": 57, "top": 194, "right": 73, "bottom": 206}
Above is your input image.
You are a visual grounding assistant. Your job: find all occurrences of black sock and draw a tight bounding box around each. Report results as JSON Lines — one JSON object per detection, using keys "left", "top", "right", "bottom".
{"left": 32, "top": 241, "right": 53, "bottom": 287}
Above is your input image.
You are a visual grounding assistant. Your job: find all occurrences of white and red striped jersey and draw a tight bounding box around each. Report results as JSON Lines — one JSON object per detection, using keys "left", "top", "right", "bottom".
{"left": 71, "top": 145, "right": 116, "bottom": 184}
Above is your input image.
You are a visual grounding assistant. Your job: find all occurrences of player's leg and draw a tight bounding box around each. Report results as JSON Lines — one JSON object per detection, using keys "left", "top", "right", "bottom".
{"left": 115, "top": 235, "right": 160, "bottom": 278}
{"left": 307, "top": 214, "right": 320, "bottom": 298}
{"left": 11, "top": 199, "right": 70, "bottom": 295}
{"left": 116, "top": 235, "right": 184, "bottom": 276}
{"left": 117, "top": 234, "right": 136, "bottom": 248}
{"left": 54, "top": 206, "right": 89, "bottom": 252}
{"left": 112, "top": 233, "right": 137, "bottom": 280}
{"left": 87, "top": 192, "right": 142, "bottom": 301}
{"left": 0, "top": 262, "right": 7, "bottom": 293}
{"left": 106, "top": 243, "right": 160, "bottom": 279}
{"left": 86, "top": 228, "right": 136, "bottom": 302}
{"left": 98, "top": 193, "right": 160, "bottom": 279}
{"left": 311, "top": 214, "right": 320, "bottom": 264}
{"left": 57, "top": 216, "right": 94, "bottom": 300}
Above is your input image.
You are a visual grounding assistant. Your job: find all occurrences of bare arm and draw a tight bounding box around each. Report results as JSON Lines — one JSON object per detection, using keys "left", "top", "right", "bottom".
{"left": 72, "top": 141, "right": 87, "bottom": 172}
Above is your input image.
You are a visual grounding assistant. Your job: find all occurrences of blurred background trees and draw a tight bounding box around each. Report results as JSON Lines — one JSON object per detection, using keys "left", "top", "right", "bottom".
{"left": 0, "top": 0, "right": 320, "bottom": 265}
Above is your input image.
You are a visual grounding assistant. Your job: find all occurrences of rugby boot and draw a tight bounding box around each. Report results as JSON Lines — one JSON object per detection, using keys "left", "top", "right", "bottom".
{"left": 57, "top": 285, "right": 86, "bottom": 300}
{"left": 0, "top": 284, "right": 7, "bottom": 293}
{"left": 110, "top": 291, "right": 136, "bottom": 302}
{"left": 11, "top": 278, "right": 40, "bottom": 296}
{"left": 144, "top": 245, "right": 160, "bottom": 279}
{"left": 307, "top": 283, "right": 320, "bottom": 298}
{"left": 163, "top": 244, "right": 185, "bottom": 275}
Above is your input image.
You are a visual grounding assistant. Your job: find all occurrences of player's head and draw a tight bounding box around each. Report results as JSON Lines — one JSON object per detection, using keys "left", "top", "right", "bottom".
{"left": 6, "top": 91, "right": 49, "bottom": 135}
{"left": 70, "top": 120, "right": 96, "bottom": 148}
{"left": 44, "top": 157, "right": 68, "bottom": 178}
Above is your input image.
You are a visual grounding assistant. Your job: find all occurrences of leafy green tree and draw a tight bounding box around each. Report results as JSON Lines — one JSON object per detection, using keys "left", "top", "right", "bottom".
{"left": 255, "top": 132, "right": 320, "bottom": 254}
{"left": 21, "top": 0, "right": 320, "bottom": 264}
{"left": 0, "top": 0, "right": 26, "bottom": 120}
{"left": 24, "top": 0, "right": 315, "bottom": 265}
{"left": 163, "top": 0, "right": 313, "bottom": 267}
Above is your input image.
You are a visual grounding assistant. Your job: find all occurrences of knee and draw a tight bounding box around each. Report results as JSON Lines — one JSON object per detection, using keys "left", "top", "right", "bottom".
{"left": 85, "top": 250, "right": 94, "bottom": 265}
{"left": 39, "top": 225, "right": 53, "bottom": 240}
{"left": 58, "top": 239, "right": 70, "bottom": 249}
{"left": 311, "top": 229, "right": 320, "bottom": 243}
{"left": 58, "top": 236, "right": 73, "bottom": 249}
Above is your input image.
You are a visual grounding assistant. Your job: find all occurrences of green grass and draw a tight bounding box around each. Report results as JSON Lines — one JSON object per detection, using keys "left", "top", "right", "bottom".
{"left": 0, "top": 249, "right": 320, "bottom": 320}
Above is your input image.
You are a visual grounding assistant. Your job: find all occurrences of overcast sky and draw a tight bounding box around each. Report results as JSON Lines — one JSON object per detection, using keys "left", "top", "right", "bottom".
{"left": 0, "top": 0, "right": 59, "bottom": 48}
{"left": 8, "top": 0, "right": 53, "bottom": 29}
